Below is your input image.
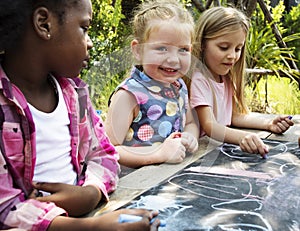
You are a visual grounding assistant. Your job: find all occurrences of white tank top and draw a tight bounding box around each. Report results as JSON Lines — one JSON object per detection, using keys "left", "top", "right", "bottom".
{"left": 30, "top": 77, "right": 77, "bottom": 186}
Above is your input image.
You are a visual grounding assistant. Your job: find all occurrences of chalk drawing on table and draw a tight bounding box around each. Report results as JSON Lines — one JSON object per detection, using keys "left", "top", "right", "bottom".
{"left": 185, "top": 166, "right": 273, "bottom": 180}
{"left": 261, "top": 157, "right": 300, "bottom": 177}
{"left": 219, "top": 140, "right": 288, "bottom": 161}
{"left": 122, "top": 141, "right": 300, "bottom": 230}
{"left": 167, "top": 172, "right": 253, "bottom": 201}
{"left": 166, "top": 172, "right": 272, "bottom": 231}
{"left": 201, "top": 210, "right": 273, "bottom": 231}
{"left": 126, "top": 194, "right": 193, "bottom": 218}
{"left": 200, "top": 199, "right": 273, "bottom": 231}
{"left": 211, "top": 198, "right": 263, "bottom": 212}
{"left": 279, "top": 162, "right": 300, "bottom": 174}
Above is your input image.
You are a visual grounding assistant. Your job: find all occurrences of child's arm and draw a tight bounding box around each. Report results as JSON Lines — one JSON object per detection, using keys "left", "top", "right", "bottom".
{"left": 181, "top": 104, "right": 199, "bottom": 153}
{"left": 231, "top": 112, "right": 293, "bottom": 134}
{"left": 0, "top": 170, "right": 66, "bottom": 230}
{"left": 29, "top": 183, "right": 102, "bottom": 217}
{"left": 105, "top": 90, "right": 186, "bottom": 168}
{"left": 114, "top": 137, "right": 186, "bottom": 168}
{"left": 47, "top": 209, "right": 160, "bottom": 231}
{"left": 195, "top": 105, "right": 269, "bottom": 155}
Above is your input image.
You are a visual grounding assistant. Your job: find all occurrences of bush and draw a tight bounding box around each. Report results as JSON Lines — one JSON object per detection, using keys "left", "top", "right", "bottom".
{"left": 83, "top": 0, "right": 300, "bottom": 116}
{"left": 81, "top": 0, "right": 131, "bottom": 112}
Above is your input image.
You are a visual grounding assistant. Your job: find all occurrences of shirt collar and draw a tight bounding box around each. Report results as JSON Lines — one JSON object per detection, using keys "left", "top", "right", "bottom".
{"left": 132, "top": 66, "right": 182, "bottom": 98}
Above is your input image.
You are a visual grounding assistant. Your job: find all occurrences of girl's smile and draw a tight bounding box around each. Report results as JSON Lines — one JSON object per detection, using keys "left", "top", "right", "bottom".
{"left": 132, "top": 21, "right": 192, "bottom": 86}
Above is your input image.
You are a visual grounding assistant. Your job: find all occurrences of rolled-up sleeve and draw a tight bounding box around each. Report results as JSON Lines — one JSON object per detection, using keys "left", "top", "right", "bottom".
{"left": 80, "top": 104, "right": 120, "bottom": 200}
{"left": 0, "top": 167, "right": 66, "bottom": 231}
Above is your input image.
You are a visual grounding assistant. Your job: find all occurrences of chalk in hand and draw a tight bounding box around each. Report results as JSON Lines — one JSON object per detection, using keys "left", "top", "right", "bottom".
{"left": 261, "top": 146, "right": 268, "bottom": 159}
{"left": 118, "top": 214, "right": 166, "bottom": 227}
{"left": 262, "top": 154, "right": 268, "bottom": 159}
{"left": 288, "top": 115, "right": 293, "bottom": 120}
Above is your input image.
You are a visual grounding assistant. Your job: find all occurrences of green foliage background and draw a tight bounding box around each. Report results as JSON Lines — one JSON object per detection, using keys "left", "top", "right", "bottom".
{"left": 81, "top": 0, "right": 131, "bottom": 113}
{"left": 81, "top": 0, "right": 300, "bottom": 116}
{"left": 245, "top": 1, "right": 300, "bottom": 114}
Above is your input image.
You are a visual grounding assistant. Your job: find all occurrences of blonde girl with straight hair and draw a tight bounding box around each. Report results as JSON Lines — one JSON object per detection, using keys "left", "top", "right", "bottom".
{"left": 188, "top": 6, "right": 293, "bottom": 157}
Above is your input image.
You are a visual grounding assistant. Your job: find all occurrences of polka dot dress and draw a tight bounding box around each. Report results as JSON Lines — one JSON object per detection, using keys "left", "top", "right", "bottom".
{"left": 116, "top": 67, "right": 188, "bottom": 147}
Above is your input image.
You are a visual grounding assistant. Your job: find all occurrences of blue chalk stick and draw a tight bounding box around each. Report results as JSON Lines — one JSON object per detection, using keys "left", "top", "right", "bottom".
{"left": 288, "top": 115, "right": 293, "bottom": 120}
{"left": 118, "top": 214, "right": 166, "bottom": 227}
{"left": 262, "top": 153, "right": 268, "bottom": 159}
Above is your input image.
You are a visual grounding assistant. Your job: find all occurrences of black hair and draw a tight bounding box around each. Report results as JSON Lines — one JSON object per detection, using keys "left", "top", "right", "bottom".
{"left": 0, "top": 0, "right": 80, "bottom": 52}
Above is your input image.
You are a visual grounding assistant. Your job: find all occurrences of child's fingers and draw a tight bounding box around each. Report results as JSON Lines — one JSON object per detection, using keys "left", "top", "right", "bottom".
{"left": 32, "top": 182, "right": 60, "bottom": 194}
{"left": 243, "top": 139, "right": 258, "bottom": 153}
{"left": 180, "top": 133, "right": 198, "bottom": 153}
{"left": 181, "top": 132, "right": 193, "bottom": 145}
{"left": 150, "top": 217, "right": 161, "bottom": 231}
{"left": 185, "top": 138, "right": 198, "bottom": 153}
{"left": 240, "top": 134, "right": 268, "bottom": 157}
{"left": 174, "top": 146, "right": 186, "bottom": 160}
{"left": 273, "top": 119, "right": 292, "bottom": 133}
{"left": 170, "top": 146, "right": 186, "bottom": 163}
{"left": 163, "top": 138, "right": 186, "bottom": 163}
{"left": 117, "top": 208, "right": 156, "bottom": 219}
{"left": 28, "top": 188, "right": 42, "bottom": 199}
{"left": 277, "top": 116, "right": 294, "bottom": 126}
{"left": 190, "top": 137, "right": 199, "bottom": 153}
{"left": 257, "top": 143, "right": 269, "bottom": 157}
{"left": 284, "top": 116, "right": 294, "bottom": 125}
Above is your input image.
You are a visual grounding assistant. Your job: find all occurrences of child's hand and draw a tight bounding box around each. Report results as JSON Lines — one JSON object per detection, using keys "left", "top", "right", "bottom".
{"left": 48, "top": 209, "right": 160, "bottom": 231}
{"left": 31, "top": 182, "right": 101, "bottom": 216}
{"left": 239, "top": 133, "right": 269, "bottom": 157}
{"left": 161, "top": 133, "right": 186, "bottom": 163}
{"left": 89, "top": 209, "right": 160, "bottom": 231}
{"left": 180, "top": 132, "right": 199, "bottom": 153}
{"left": 268, "top": 115, "right": 294, "bottom": 134}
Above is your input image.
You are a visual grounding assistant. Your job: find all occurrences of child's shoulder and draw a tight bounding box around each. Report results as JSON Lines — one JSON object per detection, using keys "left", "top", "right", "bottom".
{"left": 192, "top": 69, "right": 207, "bottom": 79}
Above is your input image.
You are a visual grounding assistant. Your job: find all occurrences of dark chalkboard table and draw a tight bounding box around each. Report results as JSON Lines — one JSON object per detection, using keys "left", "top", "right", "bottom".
{"left": 91, "top": 114, "right": 300, "bottom": 230}
{"left": 122, "top": 139, "right": 300, "bottom": 230}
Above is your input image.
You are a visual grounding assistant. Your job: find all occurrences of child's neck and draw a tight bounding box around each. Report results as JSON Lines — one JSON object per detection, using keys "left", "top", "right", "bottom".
{"left": 19, "top": 76, "right": 58, "bottom": 113}
{"left": 213, "top": 75, "right": 223, "bottom": 83}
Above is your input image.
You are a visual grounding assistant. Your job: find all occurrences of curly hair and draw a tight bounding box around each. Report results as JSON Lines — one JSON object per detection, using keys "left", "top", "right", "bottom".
{"left": 0, "top": 0, "right": 80, "bottom": 52}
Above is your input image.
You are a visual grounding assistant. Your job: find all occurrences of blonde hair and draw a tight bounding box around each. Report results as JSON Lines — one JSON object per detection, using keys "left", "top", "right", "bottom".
{"left": 190, "top": 6, "right": 250, "bottom": 113}
{"left": 131, "top": 0, "right": 195, "bottom": 44}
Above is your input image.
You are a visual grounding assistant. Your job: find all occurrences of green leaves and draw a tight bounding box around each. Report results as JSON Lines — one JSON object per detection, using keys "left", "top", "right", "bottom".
{"left": 81, "top": 0, "right": 130, "bottom": 112}
{"left": 82, "top": 0, "right": 300, "bottom": 114}
{"left": 247, "top": 3, "right": 299, "bottom": 72}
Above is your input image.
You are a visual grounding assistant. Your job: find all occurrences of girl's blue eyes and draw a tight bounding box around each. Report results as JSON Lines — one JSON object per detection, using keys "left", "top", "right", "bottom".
{"left": 157, "top": 47, "right": 167, "bottom": 51}
{"left": 179, "top": 48, "right": 189, "bottom": 52}
{"left": 155, "top": 47, "right": 190, "bottom": 52}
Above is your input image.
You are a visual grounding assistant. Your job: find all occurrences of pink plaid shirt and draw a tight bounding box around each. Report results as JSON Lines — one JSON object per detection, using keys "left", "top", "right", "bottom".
{"left": 0, "top": 66, "right": 120, "bottom": 230}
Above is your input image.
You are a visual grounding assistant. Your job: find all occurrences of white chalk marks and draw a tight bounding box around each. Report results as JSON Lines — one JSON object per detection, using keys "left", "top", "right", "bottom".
{"left": 124, "top": 140, "right": 300, "bottom": 230}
